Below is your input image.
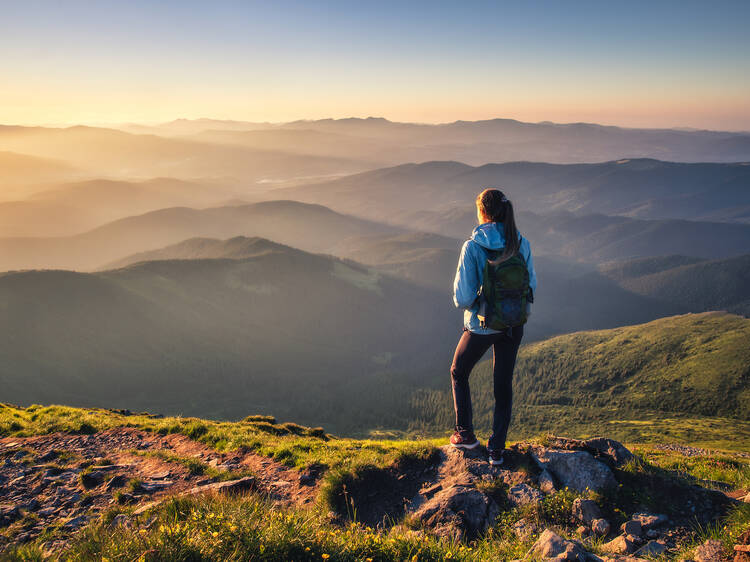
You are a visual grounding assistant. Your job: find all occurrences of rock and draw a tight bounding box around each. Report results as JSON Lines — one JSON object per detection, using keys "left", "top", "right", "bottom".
{"left": 573, "top": 498, "right": 603, "bottom": 524}
{"left": 581, "top": 438, "right": 635, "bottom": 467}
{"left": 621, "top": 520, "right": 642, "bottom": 536}
{"left": 133, "top": 500, "right": 162, "bottom": 515}
{"left": 602, "top": 535, "right": 638, "bottom": 555}
{"left": 108, "top": 514, "right": 133, "bottom": 529}
{"left": 538, "top": 469, "right": 556, "bottom": 493}
{"left": 507, "top": 483, "right": 544, "bottom": 507}
{"left": 80, "top": 470, "right": 105, "bottom": 488}
{"left": 645, "top": 529, "right": 659, "bottom": 539}
{"left": 0, "top": 504, "right": 20, "bottom": 527}
{"left": 38, "top": 451, "right": 59, "bottom": 463}
{"left": 694, "top": 540, "right": 723, "bottom": 562}
{"left": 104, "top": 474, "right": 127, "bottom": 491}
{"left": 63, "top": 515, "right": 88, "bottom": 530}
{"left": 526, "top": 529, "right": 589, "bottom": 561}
{"left": 531, "top": 448, "right": 618, "bottom": 492}
{"left": 414, "top": 484, "right": 499, "bottom": 541}
{"left": 139, "top": 480, "right": 174, "bottom": 492}
{"left": 577, "top": 525, "right": 592, "bottom": 538}
{"left": 635, "top": 541, "right": 667, "bottom": 557}
{"left": 591, "top": 518, "right": 611, "bottom": 536}
{"left": 116, "top": 492, "right": 137, "bottom": 505}
{"left": 186, "top": 476, "right": 256, "bottom": 496}
{"left": 631, "top": 512, "right": 668, "bottom": 530}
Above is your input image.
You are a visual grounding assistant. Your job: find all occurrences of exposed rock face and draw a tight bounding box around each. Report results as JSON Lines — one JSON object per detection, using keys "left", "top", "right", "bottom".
{"left": 526, "top": 529, "right": 589, "bottom": 561}
{"left": 538, "top": 469, "right": 556, "bottom": 493}
{"left": 543, "top": 436, "right": 635, "bottom": 467}
{"left": 620, "top": 520, "right": 642, "bottom": 536}
{"left": 531, "top": 448, "right": 618, "bottom": 492}
{"left": 414, "top": 483, "right": 499, "bottom": 541}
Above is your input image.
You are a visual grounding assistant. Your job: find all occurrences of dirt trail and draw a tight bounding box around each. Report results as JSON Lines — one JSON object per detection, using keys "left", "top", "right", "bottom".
{"left": 0, "top": 428, "right": 319, "bottom": 551}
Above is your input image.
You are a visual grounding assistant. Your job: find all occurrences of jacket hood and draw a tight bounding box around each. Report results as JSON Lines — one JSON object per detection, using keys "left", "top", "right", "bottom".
{"left": 470, "top": 222, "right": 513, "bottom": 250}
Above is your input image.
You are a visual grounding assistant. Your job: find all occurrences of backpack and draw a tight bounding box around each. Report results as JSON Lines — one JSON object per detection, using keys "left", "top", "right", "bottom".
{"left": 476, "top": 248, "right": 531, "bottom": 331}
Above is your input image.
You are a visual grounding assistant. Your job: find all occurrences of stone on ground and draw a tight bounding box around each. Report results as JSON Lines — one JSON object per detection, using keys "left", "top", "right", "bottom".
{"left": 591, "top": 518, "right": 611, "bottom": 536}
{"left": 414, "top": 484, "right": 499, "bottom": 541}
{"left": 525, "top": 529, "right": 589, "bottom": 561}
{"left": 602, "top": 535, "right": 638, "bottom": 555}
{"left": 634, "top": 541, "right": 667, "bottom": 557}
{"left": 507, "top": 483, "right": 544, "bottom": 507}
{"left": 572, "top": 498, "right": 603, "bottom": 524}
{"left": 531, "top": 448, "right": 617, "bottom": 493}
{"left": 694, "top": 539, "right": 723, "bottom": 562}
{"left": 620, "top": 520, "right": 642, "bottom": 536}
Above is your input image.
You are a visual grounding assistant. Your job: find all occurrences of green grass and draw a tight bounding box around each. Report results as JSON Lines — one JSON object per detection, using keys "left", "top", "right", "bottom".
{"left": 2, "top": 403, "right": 750, "bottom": 561}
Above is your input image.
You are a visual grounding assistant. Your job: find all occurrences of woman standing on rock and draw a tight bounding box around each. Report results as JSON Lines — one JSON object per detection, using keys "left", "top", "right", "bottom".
{"left": 449, "top": 188, "right": 537, "bottom": 466}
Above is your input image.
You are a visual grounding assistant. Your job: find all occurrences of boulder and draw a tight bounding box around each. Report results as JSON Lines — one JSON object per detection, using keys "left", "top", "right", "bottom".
{"left": 414, "top": 484, "right": 499, "bottom": 541}
{"left": 635, "top": 541, "right": 667, "bottom": 557}
{"left": 572, "top": 498, "right": 603, "bottom": 524}
{"left": 526, "top": 529, "right": 589, "bottom": 561}
{"left": 631, "top": 512, "right": 668, "bottom": 530}
{"left": 507, "top": 483, "right": 545, "bottom": 507}
{"left": 620, "top": 520, "right": 642, "bottom": 536}
{"left": 602, "top": 535, "right": 638, "bottom": 555}
{"left": 582, "top": 438, "right": 635, "bottom": 467}
{"left": 538, "top": 469, "right": 556, "bottom": 493}
{"left": 531, "top": 448, "right": 617, "bottom": 492}
{"left": 694, "top": 540, "right": 723, "bottom": 562}
{"left": 591, "top": 518, "right": 611, "bottom": 536}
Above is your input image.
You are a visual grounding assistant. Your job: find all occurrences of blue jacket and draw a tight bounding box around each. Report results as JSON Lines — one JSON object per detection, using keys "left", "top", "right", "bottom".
{"left": 453, "top": 222, "right": 537, "bottom": 334}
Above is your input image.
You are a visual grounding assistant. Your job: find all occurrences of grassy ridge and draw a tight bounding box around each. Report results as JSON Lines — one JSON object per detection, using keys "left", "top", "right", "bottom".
{"left": 2, "top": 403, "right": 749, "bottom": 561}
{"left": 408, "top": 312, "right": 750, "bottom": 448}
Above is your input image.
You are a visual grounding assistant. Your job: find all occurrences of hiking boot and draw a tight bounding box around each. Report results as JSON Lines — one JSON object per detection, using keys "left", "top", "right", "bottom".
{"left": 488, "top": 448, "right": 505, "bottom": 466}
{"left": 449, "top": 427, "right": 479, "bottom": 449}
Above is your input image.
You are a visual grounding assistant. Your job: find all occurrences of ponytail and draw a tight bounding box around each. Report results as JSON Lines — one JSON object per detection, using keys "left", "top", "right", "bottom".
{"left": 475, "top": 188, "right": 520, "bottom": 262}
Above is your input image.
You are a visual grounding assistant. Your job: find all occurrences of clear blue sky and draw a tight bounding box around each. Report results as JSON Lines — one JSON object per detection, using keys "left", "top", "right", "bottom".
{"left": 2, "top": 0, "right": 749, "bottom": 129}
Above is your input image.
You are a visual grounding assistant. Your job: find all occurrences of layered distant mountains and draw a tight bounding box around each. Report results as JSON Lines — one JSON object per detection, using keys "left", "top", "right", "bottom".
{"left": 1, "top": 115, "right": 748, "bottom": 434}
{"left": 277, "top": 159, "right": 750, "bottom": 224}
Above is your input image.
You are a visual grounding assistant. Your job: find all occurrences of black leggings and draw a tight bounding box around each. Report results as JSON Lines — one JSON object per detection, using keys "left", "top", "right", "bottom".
{"left": 450, "top": 325, "right": 523, "bottom": 450}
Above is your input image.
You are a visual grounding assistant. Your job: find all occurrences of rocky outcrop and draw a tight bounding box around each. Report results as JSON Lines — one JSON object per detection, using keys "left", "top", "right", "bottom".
{"left": 531, "top": 448, "right": 618, "bottom": 492}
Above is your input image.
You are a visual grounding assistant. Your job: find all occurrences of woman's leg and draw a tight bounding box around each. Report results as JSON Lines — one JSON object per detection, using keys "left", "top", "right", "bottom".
{"left": 488, "top": 325, "right": 524, "bottom": 450}
{"left": 450, "top": 329, "right": 493, "bottom": 431}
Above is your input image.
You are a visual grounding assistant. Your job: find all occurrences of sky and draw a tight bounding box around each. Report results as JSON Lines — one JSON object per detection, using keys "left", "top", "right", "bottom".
{"left": 1, "top": 0, "right": 749, "bottom": 130}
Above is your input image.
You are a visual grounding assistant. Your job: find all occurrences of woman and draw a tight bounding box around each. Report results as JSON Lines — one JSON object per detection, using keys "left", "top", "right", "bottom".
{"left": 450, "top": 188, "right": 537, "bottom": 466}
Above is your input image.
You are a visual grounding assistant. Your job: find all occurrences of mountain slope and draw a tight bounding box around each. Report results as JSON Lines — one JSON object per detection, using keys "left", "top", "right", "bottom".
{"left": 599, "top": 254, "right": 750, "bottom": 315}
{"left": 0, "top": 244, "right": 456, "bottom": 429}
{"left": 0, "top": 200, "right": 401, "bottom": 271}
{"left": 410, "top": 312, "right": 750, "bottom": 437}
{"left": 103, "top": 236, "right": 291, "bottom": 269}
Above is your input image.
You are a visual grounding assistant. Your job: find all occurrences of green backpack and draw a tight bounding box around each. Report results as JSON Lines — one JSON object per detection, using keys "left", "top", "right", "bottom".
{"left": 477, "top": 249, "right": 531, "bottom": 331}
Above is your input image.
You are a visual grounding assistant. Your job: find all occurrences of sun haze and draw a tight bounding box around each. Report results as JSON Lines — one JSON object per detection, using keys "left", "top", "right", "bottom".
{"left": 1, "top": 0, "right": 749, "bottom": 130}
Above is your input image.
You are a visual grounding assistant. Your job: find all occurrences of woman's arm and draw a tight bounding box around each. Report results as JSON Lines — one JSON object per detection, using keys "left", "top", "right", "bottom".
{"left": 453, "top": 240, "right": 480, "bottom": 309}
{"left": 520, "top": 236, "right": 537, "bottom": 297}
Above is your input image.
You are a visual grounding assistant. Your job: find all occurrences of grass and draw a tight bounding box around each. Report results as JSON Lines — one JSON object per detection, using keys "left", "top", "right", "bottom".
{"left": 2, "top": 402, "right": 749, "bottom": 561}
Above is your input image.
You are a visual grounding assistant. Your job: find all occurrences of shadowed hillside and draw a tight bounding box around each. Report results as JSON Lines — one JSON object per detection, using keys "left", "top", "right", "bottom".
{"left": 0, "top": 245, "right": 456, "bottom": 430}
{"left": 599, "top": 254, "right": 750, "bottom": 315}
